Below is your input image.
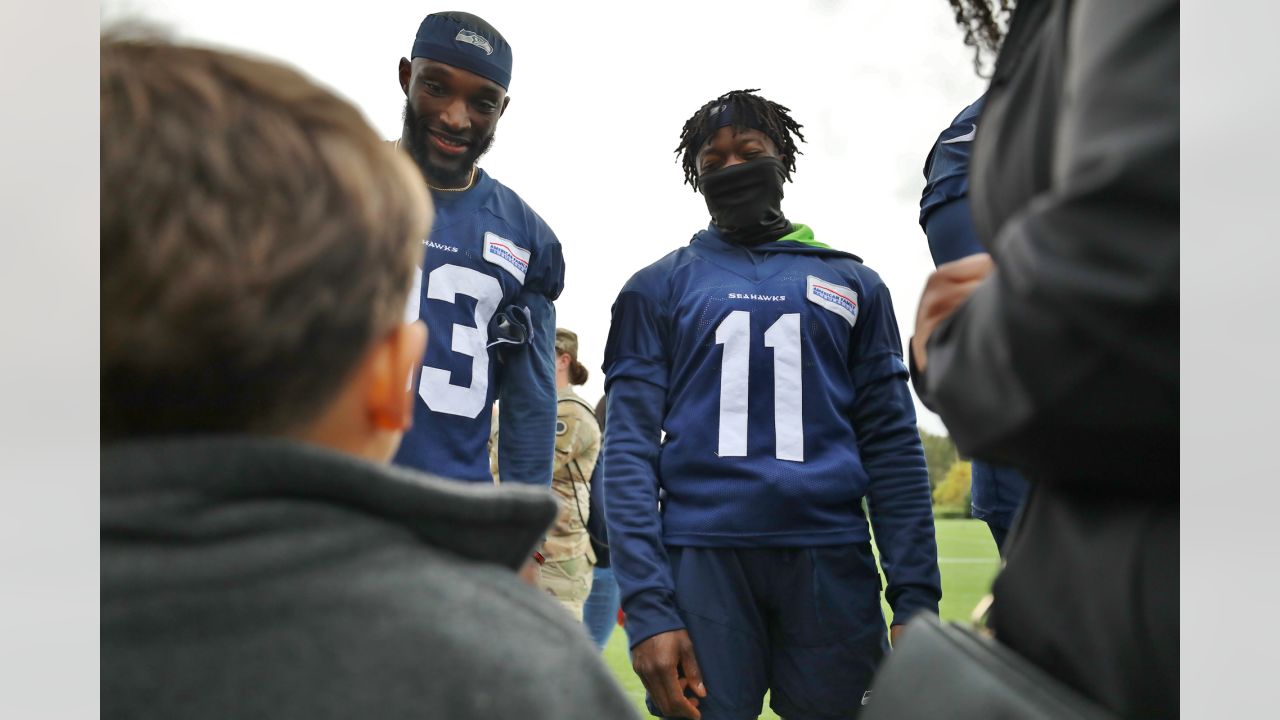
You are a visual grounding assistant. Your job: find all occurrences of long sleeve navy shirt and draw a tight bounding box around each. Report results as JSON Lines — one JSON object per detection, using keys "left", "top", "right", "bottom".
{"left": 602, "top": 224, "right": 940, "bottom": 647}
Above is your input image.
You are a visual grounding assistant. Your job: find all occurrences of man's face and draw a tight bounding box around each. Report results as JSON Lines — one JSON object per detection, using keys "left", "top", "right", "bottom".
{"left": 695, "top": 126, "right": 779, "bottom": 178}
{"left": 399, "top": 58, "right": 509, "bottom": 187}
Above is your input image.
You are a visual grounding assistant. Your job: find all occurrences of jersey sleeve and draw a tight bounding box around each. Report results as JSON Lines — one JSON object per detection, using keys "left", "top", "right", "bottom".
{"left": 601, "top": 278, "right": 683, "bottom": 647}
{"left": 494, "top": 224, "right": 562, "bottom": 488}
{"left": 920, "top": 100, "right": 987, "bottom": 266}
{"left": 919, "top": 144, "right": 972, "bottom": 228}
{"left": 849, "top": 277, "right": 942, "bottom": 626}
{"left": 919, "top": 96, "right": 985, "bottom": 228}
{"left": 522, "top": 218, "right": 565, "bottom": 301}
{"left": 924, "top": 198, "right": 986, "bottom": 267}
{"left": 602, "top": 280, "right": 670, "bottom": 391}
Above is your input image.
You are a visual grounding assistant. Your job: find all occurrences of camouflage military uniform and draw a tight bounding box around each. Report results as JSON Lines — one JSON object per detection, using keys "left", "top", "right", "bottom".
{"left": 537, "top": 386, "right": 600, "bottom": 620}
{"left": 488, "top": 402, "right": 501, "bottom": 485}
{"left": 492, "top": 385, "right": 600, "bottom": 619}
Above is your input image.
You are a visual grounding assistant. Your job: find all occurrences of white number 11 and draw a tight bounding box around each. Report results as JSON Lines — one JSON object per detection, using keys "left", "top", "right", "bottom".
{"left": 715, "top": 311, "right": 804, "bottom": 462}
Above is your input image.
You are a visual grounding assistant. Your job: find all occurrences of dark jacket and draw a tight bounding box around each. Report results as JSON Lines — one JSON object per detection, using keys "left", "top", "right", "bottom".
{"left": 101, "top": 437, "right": 638, "bottom": 720}
{"left": 912, "top": 0, "right": 1178, "bottom": 716}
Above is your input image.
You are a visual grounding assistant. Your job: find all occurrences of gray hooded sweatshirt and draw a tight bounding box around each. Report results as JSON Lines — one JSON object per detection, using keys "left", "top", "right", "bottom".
{"left": 102, "top": 436, "right": 638, "bottom": 719}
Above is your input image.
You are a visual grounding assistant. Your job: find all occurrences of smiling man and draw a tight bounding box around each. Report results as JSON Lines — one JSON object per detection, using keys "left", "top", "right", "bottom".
{"left": 602, "top": 89, "right": 941, "bottom": 720}
{"left": 393, "top": 11, "right": 565, "bottom": 502}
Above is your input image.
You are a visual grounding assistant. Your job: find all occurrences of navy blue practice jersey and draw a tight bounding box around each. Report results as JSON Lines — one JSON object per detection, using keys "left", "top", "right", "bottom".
{"left": 602, "top": 224, "right": 940, "bottom": 644}
{"left": 920, "top": 95, "right": 987, "bottom": 264}
{"left": 394, "top": 168, "right": 564, "bottom": 486}
{"left": 604, "top": 224, "right": 927, "bottom": 544}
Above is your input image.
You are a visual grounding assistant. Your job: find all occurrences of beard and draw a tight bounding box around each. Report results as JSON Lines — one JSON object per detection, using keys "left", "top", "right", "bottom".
{"left": 402, "top": 100, "right": 496, "bottom": 189}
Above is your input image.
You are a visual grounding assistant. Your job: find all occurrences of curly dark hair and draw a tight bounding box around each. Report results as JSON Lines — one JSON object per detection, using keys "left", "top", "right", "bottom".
{"left": 948, "top": 0, "right": 1016, "bottom": 75}
{"left": 566, "top": 356, "right": 589, "bottom": 386}
{"left": 675, "top": 89, "right": 806, "bottom": 191}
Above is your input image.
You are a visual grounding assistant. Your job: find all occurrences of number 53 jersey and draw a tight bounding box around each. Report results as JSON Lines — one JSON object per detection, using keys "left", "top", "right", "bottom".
{"left": 603, "top": 223, "right": 930, "bottom": 546}
{"left": 394, "top": 168, "right": 564, "bottom": 485}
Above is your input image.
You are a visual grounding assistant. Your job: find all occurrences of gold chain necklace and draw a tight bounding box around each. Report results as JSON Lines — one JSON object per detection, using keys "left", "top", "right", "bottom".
{"left": 394, "top": 138, "right": 476, "bottom": 192}
{"left": 428, "top": 165, "right": 476, "bottom": 193}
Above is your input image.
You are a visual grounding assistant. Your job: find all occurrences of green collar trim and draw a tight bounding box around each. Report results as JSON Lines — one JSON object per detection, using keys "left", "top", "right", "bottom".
{"left": 777, "top": 223, "right": 829, "bottom": 249}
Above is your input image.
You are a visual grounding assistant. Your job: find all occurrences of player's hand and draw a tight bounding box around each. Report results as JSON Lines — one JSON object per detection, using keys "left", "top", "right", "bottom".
{"left": 890, "top": 623, "right": 904, "bottom": 647}
{"left": 631, "top": 629, "right": 707, "bottom": 719}
{"left": 911, "top": 253, "right": 995, "bottom": 372}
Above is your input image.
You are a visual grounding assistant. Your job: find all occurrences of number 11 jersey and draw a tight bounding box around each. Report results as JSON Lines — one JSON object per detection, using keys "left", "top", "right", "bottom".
{"left": 603, "top": 224, "right": 926, "bottom": 546}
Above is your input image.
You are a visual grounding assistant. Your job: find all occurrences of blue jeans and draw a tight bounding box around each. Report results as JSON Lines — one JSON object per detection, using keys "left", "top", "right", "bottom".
{"left": 582, "top": 565, "right": 620, "bottom": 650}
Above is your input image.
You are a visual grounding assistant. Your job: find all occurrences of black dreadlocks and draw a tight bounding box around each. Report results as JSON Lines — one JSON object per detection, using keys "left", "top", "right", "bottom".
{"left": 675, "top": 89, "right": 805, "bottom": 191}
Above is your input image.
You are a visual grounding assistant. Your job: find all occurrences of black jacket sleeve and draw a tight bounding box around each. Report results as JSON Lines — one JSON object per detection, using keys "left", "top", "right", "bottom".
{"left": 915, "top": 0, "right": 1178, "bottom": 495}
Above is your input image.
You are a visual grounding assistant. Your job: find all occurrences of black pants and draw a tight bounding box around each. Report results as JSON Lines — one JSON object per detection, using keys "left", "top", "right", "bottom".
{"left": 990, "top": 483, "right": 1178, "bottom": 718}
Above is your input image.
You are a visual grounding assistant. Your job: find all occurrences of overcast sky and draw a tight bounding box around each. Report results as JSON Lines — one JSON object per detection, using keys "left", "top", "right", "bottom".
{"left": 102, "top": 0, "right": 989, "bottom": 435}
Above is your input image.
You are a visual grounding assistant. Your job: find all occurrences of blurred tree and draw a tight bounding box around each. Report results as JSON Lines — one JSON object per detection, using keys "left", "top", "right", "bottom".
{"left": 932, "top": 459, "right": 972, "bottom": 508}
{"left": 920, "top": 429, "right": 958, "bottom": 491}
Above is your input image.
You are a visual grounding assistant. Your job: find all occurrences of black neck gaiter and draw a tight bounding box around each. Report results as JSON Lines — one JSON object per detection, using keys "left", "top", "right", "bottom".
{"left": 699, "top": 157, "right": 792, "bottom": 246}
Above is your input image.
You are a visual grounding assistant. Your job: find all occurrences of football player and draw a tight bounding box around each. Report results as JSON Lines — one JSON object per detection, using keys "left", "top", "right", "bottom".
{"left": 919, "top": 94, "right": 1029, "bottom": 554}
{"left": 602, "top": 89, "right": 941, "bottom": 720}
{"left": 392, "top": 11, "right": 565, "bottom": 496}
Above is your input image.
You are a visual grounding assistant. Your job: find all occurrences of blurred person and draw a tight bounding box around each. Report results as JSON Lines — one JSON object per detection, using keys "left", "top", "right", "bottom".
{"left": 581, "top": 394, "right": 622, "bottom": 650}
{"left": 493, "top": 329, "right": 601, "bottom": 620}
{"left": 603, "top": 89, "right": 941, "bottom": 720}
{"left": 911, "top": 0, "right": 1178, "bottom": 715}
{"left": 918, "top": 93, "right": 1028, "bottom": 554}
{"left": 488, "top": 399, "right": 501, "bottom": 483}
{"left": 392, "top": 10, "right": 564, "bottom": 499}
{"left": 487, "top": 399, "right": 544, "bottom": 585}
{"left": 100, "top": 35, "right": 635, "bottom": 720}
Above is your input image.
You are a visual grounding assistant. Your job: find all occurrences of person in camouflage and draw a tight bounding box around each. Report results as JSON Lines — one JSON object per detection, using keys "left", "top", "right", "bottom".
{"left": 493, "top": 328, "right": 601, "bottom": 620}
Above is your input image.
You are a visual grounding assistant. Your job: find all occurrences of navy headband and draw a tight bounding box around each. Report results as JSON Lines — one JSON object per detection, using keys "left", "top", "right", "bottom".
{"left": 411, "top": 12, "right": 512, "bottom": 90}
{"left": 708, "top": 102, "right": 765, "bottom": 132}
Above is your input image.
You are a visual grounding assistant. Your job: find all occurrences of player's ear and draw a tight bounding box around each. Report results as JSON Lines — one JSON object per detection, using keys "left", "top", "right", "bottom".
{"left": 367, "top": 320, "right": 427, "bottom": 432}
{"left": 399, "top": 57, "right": 413, "bottom": 96}
{"left": 500, "top": 95, "right": 510, "bottom": 117}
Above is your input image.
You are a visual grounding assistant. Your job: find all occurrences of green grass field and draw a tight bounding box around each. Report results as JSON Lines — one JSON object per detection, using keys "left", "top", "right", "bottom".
{"left": 600, "top": 518, "right": 1002, "bottom": 719}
